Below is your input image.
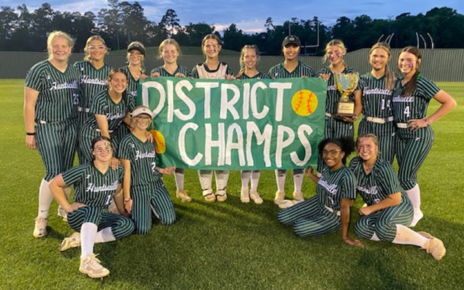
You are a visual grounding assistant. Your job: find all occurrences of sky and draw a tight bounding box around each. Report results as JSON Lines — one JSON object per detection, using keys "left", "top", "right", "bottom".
{"left": 2, "top": 0, "right": 463, "bottom": 33}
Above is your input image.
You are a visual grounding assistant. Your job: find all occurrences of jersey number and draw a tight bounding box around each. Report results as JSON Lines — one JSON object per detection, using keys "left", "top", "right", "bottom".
{"left": 105, "top": 194, "right": 112, "bottom": 206}
{"left": 381, "top": 99, "right": 391, "bottom": 110}
{"left": 404, "top": 106, "right": 410, "bottom": 118}
{"left": 151, "top": 162, "right": 156, "bottom": 173}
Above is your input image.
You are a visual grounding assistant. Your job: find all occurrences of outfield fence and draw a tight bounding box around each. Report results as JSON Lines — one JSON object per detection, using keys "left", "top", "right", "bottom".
{"left": 1, "top": 49, "right": 463, "bottom": 82}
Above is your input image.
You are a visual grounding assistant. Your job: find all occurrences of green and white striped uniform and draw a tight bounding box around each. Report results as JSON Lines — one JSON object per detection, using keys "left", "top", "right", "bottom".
{"left": 349, "top": 156, "right": 413, "bottom": 242}
{"left": 79, "top": 90, "right": 128, "bottom": 163}
{"left": 392, "top": 76, "right": 439, "bottom": 190}
{"left": 268, "top": 61, "right": 314, "bottom": 179}
{"left": 150, "top": 65, "right": 192, "bottom": 77}
{"left": 358, "top": 73, "right": 396, "bottom": 163}
{"left": 119, "top": 133, "right": 176, "bottom": 234}
{"left": 25, "top": 60, "right": 79, "bottom": 181}
{"left": 278, "top": 166, "right": 357, "bottom": 237}
{"left": 63, "top": 164, "right": 135, "bottom": 239}
{"left": 74, "top": 61, "right": 112, "bottom": 163}
{"left": 115, "top": 66, "right": 138, "bottom": 141}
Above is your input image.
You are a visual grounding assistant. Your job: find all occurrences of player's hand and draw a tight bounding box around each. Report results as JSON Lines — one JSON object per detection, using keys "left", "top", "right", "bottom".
{"left": 151, "top": 72, "right": 161, "bottom": 77}
{"left": 359, "top": 206, "right": 373, "bottom": 216}
{"left": 26, "top": 135, "right": 37, "bottom": 150}
{"left": 145, "top": 131, "right": 154, "bottom": 143}
{"left": 111, "top": 157, "right": 120, "bottom": 170}
{"left": 225, "top": 74, "right": 236, "bottom": 80}
{"left": 301, "top": 75, "right": 308, "bottom": 79}
{"left": 124, "top": 199, "right": 132, "bottom": 214}
{"left": 306, "top": 166, "right": 316, "bottom": 178}
{"left": 342, "top": 116, "right": 357, "bottom": 123}
{"left": 343, "top": 236, "right": 364, "bottom": 247}
{"left": 158, "top": 166, "right": 176, "bottom": 175}
{"left": 407, "top": 118, "right": 427, "bottom": 131}
{"left": 175, "top": 72, "right": 186, "bottom": 78}
{"left": 66, "top": 202, "right": 86, "bottom": 213}
{"left": 319, "top": 73, "right": 330, "bottom": 81}
{"left": 140, "top": 73, "right": 148, "bottom": 80}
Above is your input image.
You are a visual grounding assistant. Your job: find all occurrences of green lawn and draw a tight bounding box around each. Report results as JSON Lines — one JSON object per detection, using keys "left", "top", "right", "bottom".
{"left": 0, "top": 80, "right": 462, "bottom": 289}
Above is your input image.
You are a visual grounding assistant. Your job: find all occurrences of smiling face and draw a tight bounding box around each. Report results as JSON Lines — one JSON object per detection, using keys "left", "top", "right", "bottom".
{"left": 398, "top": 51, "right": 420, "bottom": 77}
{"left": 134, "top": 114, "right": 152, "bottom": 130}
{"left": 283, "top": 44, "right": 299, "bottom": 61}
{"left": 92, "top": 140, "right": 113, "bottom": 162}
{"left": 87, "top": 39, "right": 107, "bottom": 62}
{"left": 202, "top": 38, "right": 221, "bottom": 59}
{"left": 326, "top": 45, "right": 345, "bottom": 65}
{"left": 369, "top": 47, "right": 390, "bottom": 72}
{"left": 161, "top": 43, "right": 179, "bottom": 65}
{"left": 242, "top": 47, "right": 258, "bottom": 70}
{"left": 357, "top": 137, "right": 378, "bottom": 163}
{"left": 128, "top": 49, "right": 144, "bottom": 65}
{"left": 48, "top": 36, "right": 72, "bottom": 63}
{"left": 108, "top": 71, "right": 127, "bottom": 94}
{"left": 322, "top": 143, "right": 345, "bottom": 170}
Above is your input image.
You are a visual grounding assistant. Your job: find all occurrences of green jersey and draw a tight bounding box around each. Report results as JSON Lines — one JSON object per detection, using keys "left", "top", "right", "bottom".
{"left": 317, "top": 166, "right": 357, "bottom": 211}
{"left": 237, "top": 72, "right": 270, "bottom": 80}
{"left": 74, "top": 61, "right": 112, "bottom": 110}
{"left": 268, "top": 61, "right": 314, "bottom": 79}
{"left": 315, "top": 66, "right": 356, "bottom": 114}
{"left": 120, "top": 66, "right": 138, "bottom": 111}
{"left": 119, "top": 133, "right": 160, "bottom": 186}
{"left": 25, "top": 60, "right": 79, "bottom": 122}
{"left": 359, "top": 73, "right": 394, "bottom": 118}
{"left": 150, "top": 65, "right": 192, "bottom": 77}
{"left": 85, "top": 90, "right": 127, "bottom": 131}
{"left": 62, "top": 163, "right": 123, "bottom": 208}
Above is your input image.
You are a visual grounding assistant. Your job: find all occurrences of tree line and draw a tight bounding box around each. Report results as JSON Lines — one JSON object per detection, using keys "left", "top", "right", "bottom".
{"left": 1, "top": 1, "right": 463, "bottom": 54}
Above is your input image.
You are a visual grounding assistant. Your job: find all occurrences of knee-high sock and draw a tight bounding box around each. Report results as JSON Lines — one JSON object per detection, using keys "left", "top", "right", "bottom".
{"left": 275, "top": 170, "right": 286, "bottom": 192}
{"left": 406, "top": 184, "right": 421, "bottom": 212}
{"left": 80, "top": 223, "right": 98, "bottom": 260}
{"left": 250, "top": 171, "right": 260, "bottom": 192}
{"left": 241, "top": 171, "right": 251, "bottom": 189}
{"left": 95, "top": 227, "right": 116, "bottom": 243}
{"left": 293, "top": 170, "right": 304, "bottom": 193}
{"left": 215, "top": 170, "right": 229, "bottom": 192}
{"left": 174, "top": 169, "right": 185, "bottom": 190}
{"left": 198, "top": 170, "right": 213, "bottom": 192}
{"left": 37, "top": 179, "right": 54, "bottom": 219}
{"left": 392, "top": 224, "right": 428, "bottom": 246}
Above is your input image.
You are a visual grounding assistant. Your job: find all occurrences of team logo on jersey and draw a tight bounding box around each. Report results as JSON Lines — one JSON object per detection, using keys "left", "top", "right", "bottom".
{"left": 291, "top": 89, "right": 318, "bottom": 116}
{"left": 151, "top": 130, "right": 166, "bottom": 154}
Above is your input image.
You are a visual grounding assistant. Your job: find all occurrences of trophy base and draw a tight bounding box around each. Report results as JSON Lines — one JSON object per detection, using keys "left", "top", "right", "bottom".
{"left": 335, "top": 101, "right": 355, "bottom": 119}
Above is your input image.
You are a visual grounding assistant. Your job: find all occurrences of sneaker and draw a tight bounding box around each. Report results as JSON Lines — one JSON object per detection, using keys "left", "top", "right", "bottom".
{"left": 203, "top": 189, "right": 216, "bottom": 202}
{"left": 59, "top": 232, "right": 81, "bottom": 251}
{"left": 79, "top": 254, "right": 110, "bottom": 278}
{"left": 250, "top": 191, "right": 263, "bottom": 204}
{"left": 293, "top": 191, "right": 304, "bottom": 202}
{"left": 216, "top": 190, "right": 227, "bottom": 202}
{"left": 57, "top": 206, "right": 68, "bottom": 222}
{"left": 274, "top": 191, "right": 286, "bottom": 204}
{"left": 176, "top": 189, "right": 192, "bottom": 203}
{"left": 417, "top": 231, "right": 434, "bottom": 239}
{"left": 240, "top": 188, "right": 250, "bottom": 203}
{"left": 409, "top": 210, "right": 424, "bottom": 227}
{"left": 422, "top": 237, "right": 446, "bottom": 261}
{"left": 33, "top": 217, "right": 48, "bottom": 238}
{"left": 276, "top": 199, "right": 297, "bottom": 209}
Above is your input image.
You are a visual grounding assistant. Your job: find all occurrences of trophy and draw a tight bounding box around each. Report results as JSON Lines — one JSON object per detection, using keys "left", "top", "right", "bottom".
{"left": 334, "top": 72, "right": 358, "bottom": 118}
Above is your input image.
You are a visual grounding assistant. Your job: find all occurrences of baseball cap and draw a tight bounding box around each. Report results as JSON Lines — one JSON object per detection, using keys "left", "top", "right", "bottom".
{"left": 127, "top": 41, "right": 146, "bottom": 56}
{"left": 132, "top": 106, "right": 153, "bottom": 118}
{"left": 282, "top": 35, "right": 301, "bottom": 47}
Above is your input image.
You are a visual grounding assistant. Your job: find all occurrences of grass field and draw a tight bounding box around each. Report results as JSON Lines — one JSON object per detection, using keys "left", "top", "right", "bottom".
{"left": 0, "top": 80, "right": 462, "bottom": 290}
{"left": 111, "top": 46, "right": 241, "bottom": 56}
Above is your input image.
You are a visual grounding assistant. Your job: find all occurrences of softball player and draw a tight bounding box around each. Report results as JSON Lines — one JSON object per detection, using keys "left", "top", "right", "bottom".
{"left": 116, "top": 41, "right": 148, "bottom": 142}
{"left": 24, "top": 31, "right": 80, "bottom": 238}
{"left": 349, "top": 134, "right": 445, "bottom": 260}
{"left": 277, "top": 137, "right": 362, "bottom": 247}
{"left": 150, "top": 38, "right": 192, "bottom": 203}
{"left": 393, "top": 46, "right": 456, "bottom": 227}
{"left": 49, "top": 136, "right": 135, "bottom": 278}
{"left": 236, "top": 44, "right": 270, "bottom": 204}
{"left": 74, "top": 35, "right": 112, "bottom": 164}
{"left": 268, "top": 35, "right": 314, "bottom": 206}
{"left": 79, "top": 68, "right": 132, "bottom": 165}
{"left": 119, "top": 106, "right": 176, "bottom": 234}
{"left": 357, "top": 43, "right": 396, "bottom": 164}
{"left": 192, "top": 34, "right": 234, "bottom": 202}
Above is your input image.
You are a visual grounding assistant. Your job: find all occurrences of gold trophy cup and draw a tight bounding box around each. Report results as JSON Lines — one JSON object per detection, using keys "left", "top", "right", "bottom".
{"left": 334, "top": 72, "right": 358, "bottom": 118}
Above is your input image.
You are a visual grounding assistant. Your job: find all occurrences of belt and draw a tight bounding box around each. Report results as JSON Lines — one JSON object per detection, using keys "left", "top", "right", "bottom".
{"left": 396, "top": 123, "right": 408, "bottom": 129}
{"left": 36, "top": 119, "right": 70, "bottom": 124}
{"left": 78, "top": 107, "right": 90, "bottom": 113}
{"left": 96, "top": 128, "right": 114, "bottom": 133}
{"left": 365, "top": 116, "right": 393, "bottom": 124}
{"left": 324, "top": 206, "right": 341, "bottom": 216}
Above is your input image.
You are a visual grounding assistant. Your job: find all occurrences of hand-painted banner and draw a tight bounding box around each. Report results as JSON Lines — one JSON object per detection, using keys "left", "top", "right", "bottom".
{"left": 137, "top": 77, "right": 327, "bottom": 170}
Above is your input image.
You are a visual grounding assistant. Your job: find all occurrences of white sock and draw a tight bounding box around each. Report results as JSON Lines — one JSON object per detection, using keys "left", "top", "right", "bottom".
{"left": 406, "top": 184, "right": 421, "bottom": 212}
{"left": 392, "top": 224, "right": 428, "bottom": 247}
{"left": 198, "top": 170, "right": 213, "bottom": 191}
{"left": 80, "top": 223, "right": 98, "bottom": 260}
{"left": 293, "top": 169, "right": 304, "bottom": 193}
{"left": 371, "top": 232, "right": 380, "bottom": 241}
{"left": 275, "top": 170, "right": 286, "bottom": 192}
{"left": 37, "top": 179, "right": 54, "bottom": 219}
{"left": 174, "top": 168, "right": 185, "bottom": 191}
{"left": 95, "top": 227, "right": 116, "bottom": 243}
{"left": 241, "top": 171, "right": 251, "bottom": 189}
{"left": 215, "top": 170, "right": 229, "bottom": 192}
{"left": 250, "top": 171, "right": 260, "bottom": 192}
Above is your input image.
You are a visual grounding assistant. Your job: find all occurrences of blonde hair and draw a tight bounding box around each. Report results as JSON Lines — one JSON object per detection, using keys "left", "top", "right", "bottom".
{"left": 201, "top": 34, "right": 222, "bottom": 59}
{"left": 126, "top": 41, "right": 146, "bottom": 74}
{"left": 369, "top": 42, "right": 396, "bottom": 90}
{"left": 323, "top": 39, "right": 346, "bottom": 63}
{"left": 83, "top": 35, "right": 107, "bottom": 61}
{"left": 236, "top": 45, "right": 260, "bottom": 78}
{"left": 47, "top": 31, "right": 74, "bottom": 60}
{"left": 158, "top": 38, "right": 181, "bottom": 59}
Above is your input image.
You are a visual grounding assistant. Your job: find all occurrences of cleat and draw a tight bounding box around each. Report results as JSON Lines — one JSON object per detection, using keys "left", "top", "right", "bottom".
{"left": 203, "top": 189, "right": 216, "bottom": 202}
{"left": 216, "top": 190, "right": 227, "bottom": 202}
{"left": 79, "top": 254, "right": 110, "bottom": 279}
{"left": 59, "top": 232, "right": 81, "bottom": 251}
{"left": 33, "top": 217, "right": 48, "bottom": 238}
{"left": 293, "top": 191, "right": 304, "bottom": 202}
{"left": 250, "top": 191, "right": 263, "bottom": 204}
{"left": 274, "top": 191, "right": 286, "bottom": 204}
{"left": 176, "top": 189, "right": 192, "bottom": 203}
{"left": 240, "top": 188, "right": 250, "bottom": 203}
{"left": 422, "top": 237, "right": 446, "bottom": 261}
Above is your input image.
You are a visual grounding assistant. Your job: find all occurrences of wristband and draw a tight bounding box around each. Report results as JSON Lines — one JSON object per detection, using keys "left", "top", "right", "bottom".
{"left": 26, "top": 132, "right": 36, "bottom": 136}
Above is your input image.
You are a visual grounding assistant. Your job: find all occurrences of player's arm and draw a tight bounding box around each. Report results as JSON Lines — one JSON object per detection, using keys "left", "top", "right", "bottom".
{"left": 353, "top": 89, "right": 362, "bottom": 118}
{"left": 306, "top": 166, "right": 319, "bottom": 184}
{"left": 24, "top": 87, "right": 39, "bottom": 150}
{"left": 340, "top": 198, "right": 363, "bottom": 247}
{"left": 119, "top": 158, "right": 133, "bottom": 213}
{"left": 359, "top": 192, "right": 401, "bottom": 216}
{"left": 113, "top": 183, "right": 127, "bottom": 217}
{"left": 427, "top": 90, "right": 457, "bottom": 124}
{"left": 49, "top": 174, "right": 85, "bottom": 213}
{"left": 95, "top": 114, "right": 110, "bottom": 138}
{"left": 156, "top": 166, "right": 176, "bottom": 175}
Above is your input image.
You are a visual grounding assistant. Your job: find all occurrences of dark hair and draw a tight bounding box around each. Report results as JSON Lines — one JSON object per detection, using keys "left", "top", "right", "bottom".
{"left": 398, "top": 46, "right": 422, "bottom": 97}
{"left": 91, "top": 136, "right": 112, "bottom": 151}
{"left": 318, "top": 137, "right": 355, "bottom": 165}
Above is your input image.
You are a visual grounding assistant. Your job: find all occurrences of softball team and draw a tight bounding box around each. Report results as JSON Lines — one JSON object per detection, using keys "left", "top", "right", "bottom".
{"left": 268, "top": 35, "right": 314, "bottom": 207}
{"left": 25, "top": 31, "right": 80, "bottom": 238}
{"left": 191, "top": 34, "right": 234, "bottom": 202}
{"left": 150, "top": 38, "right": 193, "bottom": 203}
{"left": 393, "top": 46, "right": 456, "bottom": 227}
